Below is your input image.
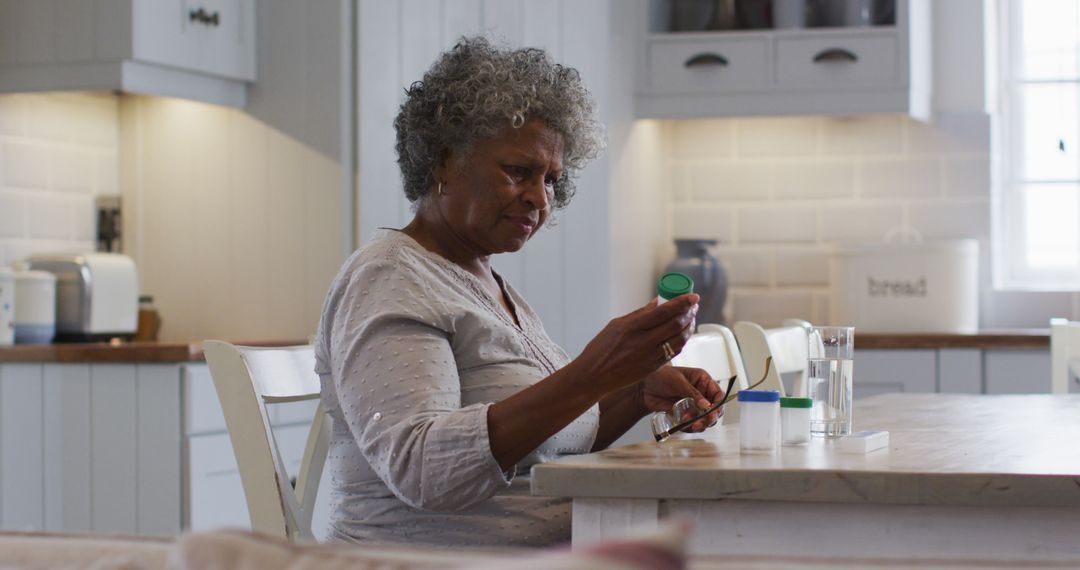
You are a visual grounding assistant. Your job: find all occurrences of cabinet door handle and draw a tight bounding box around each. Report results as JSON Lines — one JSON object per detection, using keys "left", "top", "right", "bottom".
{"left": 812, "top": 48, "right": 858, "bottom": 63}
{"left": 189, "top": 7, "right": 221, "bottom": 27}
{"left": 684, "top": 53, "right": 729, "bottom": 68}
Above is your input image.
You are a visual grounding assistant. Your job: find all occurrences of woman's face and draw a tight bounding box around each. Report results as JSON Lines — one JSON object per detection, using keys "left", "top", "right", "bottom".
{"left": 434, "top": 118, "right": 565, "bottom": 256}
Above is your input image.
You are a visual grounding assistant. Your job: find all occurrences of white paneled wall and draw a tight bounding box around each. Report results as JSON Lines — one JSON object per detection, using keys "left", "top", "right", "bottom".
{"left": 358, "top": 0, "right": 648, "bottom": 355}
{"left": 0, "top": 92, "right": 117, "bottom": 266}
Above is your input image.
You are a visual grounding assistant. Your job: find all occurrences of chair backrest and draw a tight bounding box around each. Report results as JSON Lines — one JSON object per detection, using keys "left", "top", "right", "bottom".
{"left": 1050, "top": 318, "right": 1080, "bottom": 394}
{"left": 673, "top": 324, "right": 750, "bottom": 424}
{"left": 733, "top": 321, "right": 812, "bottom": 398}
{"left": 202, "top": 340, "right": 330, "bottom": 541}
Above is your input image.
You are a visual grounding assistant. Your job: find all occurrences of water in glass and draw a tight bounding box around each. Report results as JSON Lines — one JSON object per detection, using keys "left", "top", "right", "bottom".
{"left": 807, "top": 357, "right": 853, "bottom": 437}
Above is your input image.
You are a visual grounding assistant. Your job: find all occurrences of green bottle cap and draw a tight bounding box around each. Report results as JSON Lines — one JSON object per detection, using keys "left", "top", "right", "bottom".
{"left": 657, "top": 272, "right": 694, "bottom": 300}
{"left": 780, "top": 397, "right": 813, "bottom": 408}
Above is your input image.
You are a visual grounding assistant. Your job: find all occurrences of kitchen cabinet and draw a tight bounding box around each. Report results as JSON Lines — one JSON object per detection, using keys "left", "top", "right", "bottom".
{"left": 0, "top": 360, "right": 328, "bottom": 537}
{"left": 856, "top": 348, "right": 1054, "bottom": 396}
{"left": 636, "top": 0, "right": 930, "bottom": 119}
{"left": 0, "top": 0, "right": 255, "bottom": 107}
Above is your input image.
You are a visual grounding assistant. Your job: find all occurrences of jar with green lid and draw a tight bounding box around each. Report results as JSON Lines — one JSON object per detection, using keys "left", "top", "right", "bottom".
{"left": 780, "top": 397, "right": 812, "bottom": 446}
{"left": 656, "top": 272, "right": 694, "bottom": 303}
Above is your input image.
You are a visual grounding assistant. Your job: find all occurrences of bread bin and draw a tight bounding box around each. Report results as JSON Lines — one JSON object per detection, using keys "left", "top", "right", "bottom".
{"left": 23, "top": 253, "right": 139, "bottom": 341}
{"left": 829, "top": 239, "right": 979, "bottom": 333}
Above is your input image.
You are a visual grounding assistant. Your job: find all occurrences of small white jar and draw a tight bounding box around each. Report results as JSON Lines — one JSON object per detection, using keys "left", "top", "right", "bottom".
{"left": 738, "top": 390, "right": 781, "bottom": 454}
{"left": 780, "top": 397, "right": 812, "bottom": 446}
{"left": 656, "top": 272, "right": 694, "bottom": 304}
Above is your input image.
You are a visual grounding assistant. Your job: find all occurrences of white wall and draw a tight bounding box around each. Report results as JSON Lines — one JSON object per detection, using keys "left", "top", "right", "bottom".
{"left": 0, "top": 92, "right": 117, "bottom": 266}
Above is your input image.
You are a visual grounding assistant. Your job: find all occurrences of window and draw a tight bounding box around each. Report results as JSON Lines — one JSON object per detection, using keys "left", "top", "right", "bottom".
{"left": 994, "top": 0, "right": 1080, "bottom": 290}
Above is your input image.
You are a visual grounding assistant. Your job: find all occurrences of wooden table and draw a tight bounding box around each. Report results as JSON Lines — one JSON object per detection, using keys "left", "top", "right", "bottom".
{"left": 531, "top": 394, "right": 1080, "bottom": 562}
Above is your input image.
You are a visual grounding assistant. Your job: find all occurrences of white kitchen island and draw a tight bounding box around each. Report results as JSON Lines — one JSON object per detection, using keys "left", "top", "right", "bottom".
{"left": 532, "top": 394, "right": 1080, "bottom": 562}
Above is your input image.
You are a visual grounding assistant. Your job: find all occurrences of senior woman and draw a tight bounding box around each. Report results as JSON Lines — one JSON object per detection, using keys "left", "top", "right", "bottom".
{"left": 314, "top": 36, "right": 723, "bottom": 548}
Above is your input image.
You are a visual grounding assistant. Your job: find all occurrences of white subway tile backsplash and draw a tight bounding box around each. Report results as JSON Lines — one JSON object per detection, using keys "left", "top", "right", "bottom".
{"left": 775, "top": 250, "right": 830, "bottom": 286}
{"left": 715, "top": 249, "right": 771, "bottom": 286}
{"left": 0, "top": 191, "right": 24, "bottom": 238}
{"left": 774, "top": 161, "right": 855, "bottom": 199}
{"left": 2, "top": 142, "right": 50, "bottom": 188}
{"left": 669, "top": 119, "right": 734, "bottom": 158}
{"left": 736, "top": 116, "right": 819, "bottom": 157}
{"left": 25, "top": 194, "right": 74, "bottom": 240}
{"left": 71, "top": 195, "right": 94, "bottom": 241}
{"left": 821, "top": 116, "right": 903, "bottom": 155}
{"left": 731, "top": 290, "right": 814, "bottom": 327}
{"left": 905, "top": 112, "right": 990, "bottom": 155}
{"left": 0, "top": 95, "right": 23, "bottom": 135}
{"left": 737, "top": 205, "right": 817, "bottom": 244}
{"left": 0, "top": 92, "right": 117, "bottom": 262}
{"left": 97, "top": 151, "right": 119, "bottom": 193}
{"left": 812, "top": 292, "right": 830, "bottom": 325}
{"left": 51, "top": 147, "right": 96, "bottom": 192}
{"left": 672, "top": 205, "right": 735, "bottom": 243}
{"left": 860, "top": 158, "right": 941, "bottom": 198}
{"left": 944, "top": 157, "right": 990, "bottom": 197}
{"left": 820, "top": 204, "right": 903, "bottom": 242}
{"left": 908, "top": 199, "right": 990, "bottom": 239}
{"left": 690, "top": 162, "right": 771, "bottom": 202}
{"left": 23, "top": 95, "right": 73, "bottom": 142}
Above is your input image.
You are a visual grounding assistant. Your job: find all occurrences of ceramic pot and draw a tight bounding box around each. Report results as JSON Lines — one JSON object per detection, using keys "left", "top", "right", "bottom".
{"left": 664, "top": 239, "right": 727, "bottom": 326}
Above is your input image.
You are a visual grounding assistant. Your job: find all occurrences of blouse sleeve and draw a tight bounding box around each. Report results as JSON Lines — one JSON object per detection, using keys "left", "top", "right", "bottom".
{"left": 327, "top": 258, "right": 512, "bottom": 512}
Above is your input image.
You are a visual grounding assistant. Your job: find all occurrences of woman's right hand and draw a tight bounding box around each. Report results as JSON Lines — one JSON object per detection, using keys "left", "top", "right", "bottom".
{"left": 574, "top": 293, "right": 700, "bottom": 395}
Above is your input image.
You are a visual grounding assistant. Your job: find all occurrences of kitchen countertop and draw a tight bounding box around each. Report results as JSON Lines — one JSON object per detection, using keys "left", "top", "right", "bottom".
{"left": 0, "top": 330, "right": 1049, "bottom": 363}
{"left": 531, "top": 393, "right": 1080, "bottom": 508}
{"left": 0, "top": 339, "right": 310, "bottom": 363}
{"left": 856, "top": 329, "right": 1049, "bottom": 349}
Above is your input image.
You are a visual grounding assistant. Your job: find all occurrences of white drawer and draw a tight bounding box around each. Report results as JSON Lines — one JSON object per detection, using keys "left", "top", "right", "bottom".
{"left": 646, "top": 37, "right": 769, "bottom": 93}
{"left": 776, "top": 34, "right": 898, "bottom": 89}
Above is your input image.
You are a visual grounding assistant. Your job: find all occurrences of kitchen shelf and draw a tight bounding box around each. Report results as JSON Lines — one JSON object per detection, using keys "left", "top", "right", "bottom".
{"left": 636, "top": 0, "right": 930, "bottom": 120}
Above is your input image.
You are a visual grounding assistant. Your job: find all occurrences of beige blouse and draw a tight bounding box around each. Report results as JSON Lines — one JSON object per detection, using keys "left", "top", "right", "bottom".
{"left": 313, "top": 229, "right": 599, "bottom": 547}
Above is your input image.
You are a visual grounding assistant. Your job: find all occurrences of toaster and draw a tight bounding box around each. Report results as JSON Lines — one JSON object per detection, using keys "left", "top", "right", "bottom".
{"left": 23, "top": 253, "right": 139, "bottom": 342}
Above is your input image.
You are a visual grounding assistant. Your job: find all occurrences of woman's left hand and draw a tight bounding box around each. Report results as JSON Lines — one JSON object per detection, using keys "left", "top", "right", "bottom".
{"left": 641, "top": 366, "right": 724, "bottom": 432}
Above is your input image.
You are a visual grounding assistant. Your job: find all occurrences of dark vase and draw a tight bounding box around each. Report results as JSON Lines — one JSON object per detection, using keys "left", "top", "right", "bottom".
{"left": 664, "top": 239, "right": 727, "bottom": 326}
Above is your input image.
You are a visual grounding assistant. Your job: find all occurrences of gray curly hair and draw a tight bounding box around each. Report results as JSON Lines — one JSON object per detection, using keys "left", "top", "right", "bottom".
{"left": 394, "top": 36, "right": 605, "bottom": 210}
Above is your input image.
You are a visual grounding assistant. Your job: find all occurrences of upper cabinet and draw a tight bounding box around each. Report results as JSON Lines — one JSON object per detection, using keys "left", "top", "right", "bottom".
{"left": 636, "top": 0, "right": 930, "bottom": 120}
{"left": 0, "top": 0, "right": 256, "bottom": 108}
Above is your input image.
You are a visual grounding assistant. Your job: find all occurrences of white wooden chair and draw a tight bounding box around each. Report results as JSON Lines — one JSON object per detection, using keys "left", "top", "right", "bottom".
{"left": 1050, "top": 318, "right": 1080, "bottom": 394}
{"left": 673, "top": 324, "right": 750, "bottom": 424}
{"left": 202, "top": 341, "right": 330, "bottom": 541}
{"left": 733, "top": 320, "right": 812, "bottom": 398}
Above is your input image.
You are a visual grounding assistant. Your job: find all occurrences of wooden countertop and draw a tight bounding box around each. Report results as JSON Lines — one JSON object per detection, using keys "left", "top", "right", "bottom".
{"left": 0, "top": 339, "right": 310, "bottom": 363}
{"left": 531, "top": 393, "right": 1080, "bottom": 508}
{"left": 856, "top": 329, "right": 1049, "bottom": 349}
{"left": 0, "top": 330, "right": 1048, "bottom": 362}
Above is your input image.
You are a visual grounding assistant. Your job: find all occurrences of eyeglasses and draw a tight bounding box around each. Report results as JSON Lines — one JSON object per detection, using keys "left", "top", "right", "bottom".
{"left": 650, "top": 356, "right": 773, "bottom": 442}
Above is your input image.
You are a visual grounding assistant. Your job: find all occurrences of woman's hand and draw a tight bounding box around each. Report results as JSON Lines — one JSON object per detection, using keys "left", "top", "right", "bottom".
{"left": 642, "top": 366, "right": 724, "bottom": 431}
{"left": 573, "top": 294, "right": 700, "bottom": 395}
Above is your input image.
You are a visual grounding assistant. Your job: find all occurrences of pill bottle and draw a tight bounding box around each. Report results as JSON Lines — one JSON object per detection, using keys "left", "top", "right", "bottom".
{"left": 738, "top": 390, "right": 780, "bottom": 454}
{"left": 780, "top": 397, "right": 812, "bottom": 446}
{"left": 656, "top": 272, "right": 694, "bottom": 304}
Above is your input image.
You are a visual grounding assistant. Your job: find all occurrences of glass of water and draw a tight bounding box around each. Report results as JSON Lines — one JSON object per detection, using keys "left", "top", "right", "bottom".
{"left": 807, "top": 326, "right": 854, "bottom": 437}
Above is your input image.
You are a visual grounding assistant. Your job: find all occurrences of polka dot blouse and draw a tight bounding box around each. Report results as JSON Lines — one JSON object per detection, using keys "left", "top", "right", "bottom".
{"left": 314, "top": 229, "right": 599, "bottom": 547}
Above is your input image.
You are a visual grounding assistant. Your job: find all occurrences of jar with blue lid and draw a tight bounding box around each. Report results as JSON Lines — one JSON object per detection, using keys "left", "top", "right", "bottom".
{"left": 738, "top": 390, "right": 781, "bottom": 454}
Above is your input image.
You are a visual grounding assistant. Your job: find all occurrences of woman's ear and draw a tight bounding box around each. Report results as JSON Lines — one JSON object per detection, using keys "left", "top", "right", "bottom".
{"left": 433, "top": 147, "right": 454, "bottom": 186}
